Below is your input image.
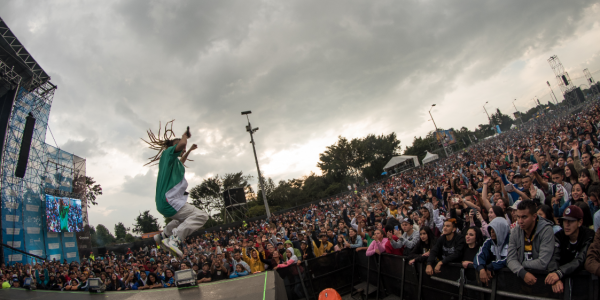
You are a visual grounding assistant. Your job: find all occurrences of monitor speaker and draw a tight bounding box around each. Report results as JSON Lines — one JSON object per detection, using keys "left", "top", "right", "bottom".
{"left": 562, "top": 75, "right": 569, "bottom": 86}
{"left": 15, "top": 113, "right": 36, "bottom": 178}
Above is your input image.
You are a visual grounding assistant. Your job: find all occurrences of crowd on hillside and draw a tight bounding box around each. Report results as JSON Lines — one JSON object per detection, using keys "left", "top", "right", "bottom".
{"left": 3, "top": 101, "right": 600, "bottom": 295}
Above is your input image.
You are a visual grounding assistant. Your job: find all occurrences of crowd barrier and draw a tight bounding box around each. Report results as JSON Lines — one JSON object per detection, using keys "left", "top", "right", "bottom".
{"left": 277, "top": 249, "right": 599, "bottom": 300}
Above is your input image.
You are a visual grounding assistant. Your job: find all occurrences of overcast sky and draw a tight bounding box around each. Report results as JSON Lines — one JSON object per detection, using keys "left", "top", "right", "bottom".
{"left": 2, "top": 0, "right": 600, "bottom": 232}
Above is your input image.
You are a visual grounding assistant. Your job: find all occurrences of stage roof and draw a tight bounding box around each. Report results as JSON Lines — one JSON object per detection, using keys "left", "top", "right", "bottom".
{"left": 0, "top": 16, "right": 52, "bottom": 92}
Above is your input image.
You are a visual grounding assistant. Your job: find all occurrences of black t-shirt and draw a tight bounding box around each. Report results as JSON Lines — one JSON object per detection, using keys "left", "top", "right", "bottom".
{"left": 211, "top": 268, "right": 228, "bottom": 281}
{"left": 462, "top": 245, "right": 479, "bottom": 262}
{"left": 196, "top": 270, "right": 211, "bottom": 280}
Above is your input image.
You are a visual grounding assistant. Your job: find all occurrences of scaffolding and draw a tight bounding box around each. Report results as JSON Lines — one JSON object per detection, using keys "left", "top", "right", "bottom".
{"left": 548, "top": 55, "right": 582, "bottom": 106}
{"left": 584, "top": 68, "right": 600, "bottom": 98}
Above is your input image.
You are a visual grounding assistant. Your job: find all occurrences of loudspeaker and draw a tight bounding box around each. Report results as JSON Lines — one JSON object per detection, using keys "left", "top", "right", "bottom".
{"left": 0, "top": 87, "right": 18, "bottom": 165}
{"left": 562, "top": 75, "right": 569, "bottom": 86}
{"left": 15, "top": 113, "right": 36, "bottom": 178}
{"left": 223, "top": 188, "right": 246, "bottom": 207}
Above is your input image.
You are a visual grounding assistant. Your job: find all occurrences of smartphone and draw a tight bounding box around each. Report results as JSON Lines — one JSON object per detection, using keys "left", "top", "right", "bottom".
{"left": 394, "top": 225, "right": 399, "bottom": 231}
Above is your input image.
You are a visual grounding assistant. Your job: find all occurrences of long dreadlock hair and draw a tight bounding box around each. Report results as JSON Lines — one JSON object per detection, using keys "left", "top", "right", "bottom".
{"left": 142, "top": 120, "right": 179, "bottom": 166}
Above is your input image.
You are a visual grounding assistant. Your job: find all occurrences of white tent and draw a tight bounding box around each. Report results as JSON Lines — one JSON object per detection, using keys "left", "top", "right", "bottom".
{"left": 422, "top": 151, "right": 439, "bottom": 165}
{"left": 383, "top": 155, "right": 420, "bottom": 174}
{"left": 510, "top": 124, "right": 517, "bottom": 129}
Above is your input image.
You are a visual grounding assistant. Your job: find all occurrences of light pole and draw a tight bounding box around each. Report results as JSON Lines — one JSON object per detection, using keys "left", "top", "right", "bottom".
{"left": 428, "top": 104, "right": 448, "bottom": 157}
{"left": 241, "top": 111, "right": 271, "bottom": 218}
{"left": 483, "top": 101, "right": 492, "bottom": 124}
{"left": 512, "top": 99, "right": 523, "bottom": 125}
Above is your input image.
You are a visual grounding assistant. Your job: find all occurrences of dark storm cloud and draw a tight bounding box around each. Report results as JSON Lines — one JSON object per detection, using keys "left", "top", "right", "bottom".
{"left": 0, "top": 0, "right": 597, "bottom": 228}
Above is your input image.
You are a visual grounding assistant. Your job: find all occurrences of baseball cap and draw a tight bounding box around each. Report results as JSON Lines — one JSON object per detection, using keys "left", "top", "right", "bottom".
{"left": 401, "top": 218, "right": 413, "bottom": 225}
{"left": 560, "top": 205, "right": 583, "bottom": 221}
{"left": 390, "top": 201, "right": 397, "bottom": 206}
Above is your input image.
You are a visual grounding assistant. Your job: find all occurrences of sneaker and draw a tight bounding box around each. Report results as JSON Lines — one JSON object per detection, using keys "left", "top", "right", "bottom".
{"left": 153, "top": 232, "right": 166, "bottom": 245}
{"left": 162, "top": 235, "right": 183, "bottom": 258}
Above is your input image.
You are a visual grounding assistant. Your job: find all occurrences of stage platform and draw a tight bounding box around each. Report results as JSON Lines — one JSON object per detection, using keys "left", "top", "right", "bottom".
{"left": 0, "top": 272, "right": 277, "bottom": 300}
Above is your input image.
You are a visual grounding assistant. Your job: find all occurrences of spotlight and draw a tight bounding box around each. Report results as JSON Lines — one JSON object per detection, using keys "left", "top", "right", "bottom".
{"left": 174, "top": 269, "right": 197, "bottom": 287}
{"left": 87, "top": 278, "right": 106, "bottom": 293}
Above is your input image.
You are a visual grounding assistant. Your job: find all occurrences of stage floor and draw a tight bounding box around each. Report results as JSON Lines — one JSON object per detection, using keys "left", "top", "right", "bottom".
{"left": 0, "top": 272, "right": 276, "bottom": 300}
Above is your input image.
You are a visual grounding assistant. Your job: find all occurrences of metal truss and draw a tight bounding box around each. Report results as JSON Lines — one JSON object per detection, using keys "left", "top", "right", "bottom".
{"left": 0, "top": 17, "right": 51, "bottom": 92}
{"left": 548, "top": 55, "right": 582, "bottom": 105}
{"left": 0, "top": 58, "right": 21, "bottom": 88}
{"left": 584, "top": 68, "right": 600, "bottom": 97}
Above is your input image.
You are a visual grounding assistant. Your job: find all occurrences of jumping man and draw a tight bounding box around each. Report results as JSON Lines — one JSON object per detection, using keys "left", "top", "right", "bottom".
{"left": 143, "top": 121, "right": 209, "bottom": 257}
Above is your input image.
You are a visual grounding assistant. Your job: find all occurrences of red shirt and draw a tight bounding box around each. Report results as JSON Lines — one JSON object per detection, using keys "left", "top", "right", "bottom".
{"left": 385, "top": 235, "right": 404, "bottom": 256}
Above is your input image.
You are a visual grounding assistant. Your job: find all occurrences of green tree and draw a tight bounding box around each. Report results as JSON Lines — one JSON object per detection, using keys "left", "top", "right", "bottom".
{"left": 190, "top": 171, "right": 253, "bottom": 223}
{"left": 95, "top": 224, "right": 116, "bottom": 246}
{"left": 85, "top": 177, "right": 103, "bottom": 207}
{"left": 114, "top": 222, "right": 129, "bottom": 240}
{"left": 403, "top": 133, "right": 435, "bottom": 162}
{"left": 89, "top": 225, "right": 99, "bottom": 248}
{"left": 132, "top": 211, "right": 160, "bottom": 234}
{"left": 318, "top": 133, "right": 401, "bottom": 184}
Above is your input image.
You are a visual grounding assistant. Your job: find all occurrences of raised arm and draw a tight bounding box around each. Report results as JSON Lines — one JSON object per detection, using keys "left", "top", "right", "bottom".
{"left": 175, "top": 126, "right": 191, "bottom": 153}
{"left": 180, "top": 144, "right": 197, "bottom": 164}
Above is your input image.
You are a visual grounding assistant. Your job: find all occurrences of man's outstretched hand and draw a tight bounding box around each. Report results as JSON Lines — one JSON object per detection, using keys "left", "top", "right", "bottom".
{"left": 190, "top": 144, "right": 198, "bottom": 151}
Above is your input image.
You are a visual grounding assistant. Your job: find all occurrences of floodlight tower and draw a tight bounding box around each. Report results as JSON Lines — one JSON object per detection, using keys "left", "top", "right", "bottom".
{"left": 241, "top": 111, "right": 271, "bottom": 218}
{"left": 548, "top": 55, "right": 582, "bottom": 106}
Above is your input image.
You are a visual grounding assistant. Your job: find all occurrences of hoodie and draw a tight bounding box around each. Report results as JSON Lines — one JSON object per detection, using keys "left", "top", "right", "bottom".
{"left": 506, "top": 216, "right": 560, "bottom": 279}
{"left": 473, "top": 218, "right": 510, "bottom": 271}
{"left": 276, "top": 248, "right": 299, "bottom": 268}
{"left": 242, "top": 248, "right": 265, "bottom": 273}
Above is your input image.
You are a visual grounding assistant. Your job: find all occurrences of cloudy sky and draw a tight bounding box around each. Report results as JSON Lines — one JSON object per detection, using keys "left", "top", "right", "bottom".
{"left": 2, "top": 0, "right": 600, "bottom": 232}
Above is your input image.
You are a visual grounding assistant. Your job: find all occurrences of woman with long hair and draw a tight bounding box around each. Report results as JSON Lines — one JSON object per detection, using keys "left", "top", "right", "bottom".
{"left": 565, "top": 164, "right": 579, "bottom": 186}
{"left": 334, "top": 235, "right": 346, "bottom": 251}
{"left": 461, "top": 227, "right": 484, "bottom": 268}
{"left": 147, "top": 273, "right": 163, "bottom": 289}
{"left": 579, "top": 169, "right": 592, "bottom": 193}
{"left": 366, "top": 229, "right": 388, "bottom": 256}
{"left": 346, "top": 228, "right": 363, "bottom": 248}
{"left": 555, "top": 182, "right": 586, "bottom": 217}
{"left": 408, "top": 227, "right": 437, "bottom": 265}
{"left": 106, "top": 273, "right": 125, "bottom": 291}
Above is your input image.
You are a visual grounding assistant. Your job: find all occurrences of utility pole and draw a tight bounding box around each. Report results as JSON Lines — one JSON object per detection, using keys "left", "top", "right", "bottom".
{"left": 428, "top": 104, "right": 448, "bottom": 157}
{"left": 241, "top": 111, "right": 271, "bottom": 218}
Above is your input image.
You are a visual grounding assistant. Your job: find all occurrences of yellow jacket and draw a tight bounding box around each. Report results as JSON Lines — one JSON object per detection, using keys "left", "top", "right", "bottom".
{"left": 312, "top": 240, "right": 333, "bottom": 257}
{"left": 242, "top": 248, "right": 265, "bottom": 273}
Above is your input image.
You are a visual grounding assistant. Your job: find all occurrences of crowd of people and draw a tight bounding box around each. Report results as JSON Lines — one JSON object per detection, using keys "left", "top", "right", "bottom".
{"left": 3, "top": 101, "right": 600, "bottom": 295}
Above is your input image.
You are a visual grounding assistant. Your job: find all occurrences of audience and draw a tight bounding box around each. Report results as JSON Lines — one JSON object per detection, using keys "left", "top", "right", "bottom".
{"left": 5, "top": 101, "right": 600, "bottom": 296}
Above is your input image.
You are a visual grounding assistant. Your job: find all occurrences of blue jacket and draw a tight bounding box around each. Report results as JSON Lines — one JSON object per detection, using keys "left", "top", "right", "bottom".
{"left": 473, "top": 218, "right": 510, "bottom": 271}
{"left": 229, "top": 270, "right": 249, "bottom": 278}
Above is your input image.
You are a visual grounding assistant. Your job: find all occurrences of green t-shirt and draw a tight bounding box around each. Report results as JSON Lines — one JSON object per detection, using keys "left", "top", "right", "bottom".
{"left": 60, "top": 204, "right": 69, "bottom": 232}
{"left": 155, "top": 145, "right": 185, "bottom": 217}
{"left": 365, "top": 233, "right": 374, "bottom": 247}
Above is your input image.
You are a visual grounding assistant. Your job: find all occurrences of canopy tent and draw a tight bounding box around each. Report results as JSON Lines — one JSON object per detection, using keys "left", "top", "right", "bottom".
{"left": 422, "top": 151, "right": 439, "bottom": 165}
{"left": 383, "top": 155, "right": 420, "bottom": 174}
{"left": 510, "top": 124, "right": 517, "bottom": 129}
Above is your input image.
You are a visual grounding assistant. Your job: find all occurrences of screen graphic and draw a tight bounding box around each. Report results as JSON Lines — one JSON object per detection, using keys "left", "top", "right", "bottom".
{"left": 45, "top": 195, "right": 83, "bottom": 232}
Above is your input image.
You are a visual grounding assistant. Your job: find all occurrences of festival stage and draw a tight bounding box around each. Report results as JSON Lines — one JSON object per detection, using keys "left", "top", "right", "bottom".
{"left": 0, "top": 272, "right": 278, "bottom": 300}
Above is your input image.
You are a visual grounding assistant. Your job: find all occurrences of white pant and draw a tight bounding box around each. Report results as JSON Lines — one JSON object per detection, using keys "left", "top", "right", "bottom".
{"left": 164, "top": 203, "right": 209, "bottom": 240}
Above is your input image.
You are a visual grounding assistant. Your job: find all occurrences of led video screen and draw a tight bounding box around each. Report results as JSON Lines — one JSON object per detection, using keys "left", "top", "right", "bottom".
{"left": 45, "top": 195, "right": 83, "bottom": 232}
